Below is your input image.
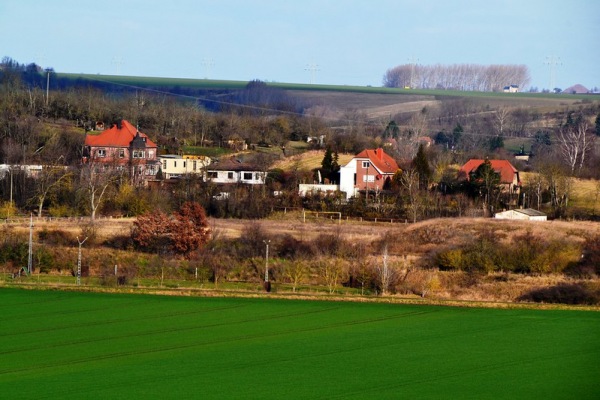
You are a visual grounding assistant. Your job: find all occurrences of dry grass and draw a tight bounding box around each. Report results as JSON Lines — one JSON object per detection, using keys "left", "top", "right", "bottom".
{"left": 521, "top": 172, "right": 600, "bottom": 214}
{"left": 270, "top": 150, "right": 354, "bottom": 171}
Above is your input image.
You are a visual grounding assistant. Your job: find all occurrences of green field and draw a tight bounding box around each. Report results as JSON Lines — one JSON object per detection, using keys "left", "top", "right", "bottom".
{"left": 57, "top": 72, "right": 600, "bottom": 101}
{"left": 1, "top": 288, "right": 598, "bottom": 399}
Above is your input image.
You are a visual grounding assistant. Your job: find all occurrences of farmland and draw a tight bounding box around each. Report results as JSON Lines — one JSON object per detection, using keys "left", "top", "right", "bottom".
{"left": 0, "top": 288, "right": 598, "bottom": 399}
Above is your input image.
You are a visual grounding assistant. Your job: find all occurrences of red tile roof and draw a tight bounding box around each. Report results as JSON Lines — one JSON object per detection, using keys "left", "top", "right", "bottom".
{"left": 459, "top": 159, "right": 518, "bottom": 184}
{"left": 354, "top": 148, "right": 399, "bottom": 174}
{"left": 84, "top": 120, "right": 157, "bottom": 148}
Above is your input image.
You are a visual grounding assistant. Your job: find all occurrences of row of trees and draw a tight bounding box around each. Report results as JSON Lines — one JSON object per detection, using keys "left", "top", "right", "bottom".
{"left": 383, "top": 63, "right": 531, "bottom": 91}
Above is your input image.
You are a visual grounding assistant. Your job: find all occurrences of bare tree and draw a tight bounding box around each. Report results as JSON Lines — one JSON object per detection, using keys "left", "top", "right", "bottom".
{"left": 79, "top": 160, "right": 119, "bottom": 221}
{"left": 376, "top": 243, "right": 394, "bottom": 295}
{"left": 494, "top": 107, "right": 510, "bottom": 135}
{"left": 284, "top": 259, "right": 308, "bottom": 292}
{"left": 400, "top": 169, "right": 421, "bottom": 223}
{"left": 31, "top": 167, "right": 72, "bottom": 217}
{"left": 557, "top": 118, "right": 593, "bottom": 175}
{"left": 321, "top": 257, "right": 347, "bottom": 294}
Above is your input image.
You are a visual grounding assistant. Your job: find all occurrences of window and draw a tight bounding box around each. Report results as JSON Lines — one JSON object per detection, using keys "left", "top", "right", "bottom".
{"left": 228, "top": 172, "right": 234, "bottom": 179}
{"left": 243, "top": 172, "right": 252, "bottom": 180}
{"left": 363, "top": 175, "right": 375, "bottom": 183}
{"left": 174, "top": 161, "right": 177, "bottom": 168}
{"left": 133, "top": 150, "right": 145, "bottom": 159}
{"left": 97, "top": 149, "right": 106, "bottom": 158}
{"left": 119, "top": 149, "right": 125, "bottom": 158}
{"left": 183, "top": 161, "right": 187, "bottom": 169}
{"left": 255, "top": 173, "right": 260, "bottom": 180}
{"left": 208, "top": 171, "right": 218, "bottom": 179}
{"left": 163, "top": 160, "right": 167, "bottom": 169}
{"left": 193, "top": 161, "right": 197, "bottom": 171}
{"left": 362, "top": 161, "right": 370, "bottom": 169}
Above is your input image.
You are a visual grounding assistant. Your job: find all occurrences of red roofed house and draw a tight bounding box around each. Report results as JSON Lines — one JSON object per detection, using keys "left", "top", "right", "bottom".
{"left": 83, "top": 120, "right": 160, "bottom": 185}
{"left": 458, "top": 159, "right": 520, "bottom": 195}
{"left": 339, "top": 148, "right": 400, "bottom": 199}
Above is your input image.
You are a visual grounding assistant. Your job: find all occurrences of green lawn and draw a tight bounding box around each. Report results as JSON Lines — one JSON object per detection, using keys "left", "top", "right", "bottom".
{"left": 0, "top": 288, "right": 598, "bottom": 399}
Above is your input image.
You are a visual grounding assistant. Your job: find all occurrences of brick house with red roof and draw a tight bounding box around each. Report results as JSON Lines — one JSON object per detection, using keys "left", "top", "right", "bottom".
{"left": 458, "top": 159, "right": 520, "bottom": 195}
{"left": 339, "top": 148, "right": 400, "bottom": 199}
{"left": 83, "top": 120, "right": 160, "bottom": 185}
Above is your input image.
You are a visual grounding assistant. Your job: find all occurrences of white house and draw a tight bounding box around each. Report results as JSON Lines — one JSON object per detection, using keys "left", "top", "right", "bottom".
{"left": 206, "top": 159, "right": 266, "bottom": 185}
{"left": 494, "top": 208, "right": 547, "bottom": 221}
{"left": 503, "top": 85, "right": 519, "bottom": 93}
{"left": 158, "top": 154, "right": 211, "bottom": 179}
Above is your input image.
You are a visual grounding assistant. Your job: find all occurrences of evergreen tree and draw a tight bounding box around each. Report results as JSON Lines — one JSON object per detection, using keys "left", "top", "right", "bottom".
{"left": 452, "top": 123, "right": 463, "bottom": 148}
{"left": 412, "top": 143, "right": 432, "bottom": 189}
{"left": 320, "top": 147, "right": 340, "bottom": 183}
{"left": 383, "top": 120, "right": 400, "bottom": 139}
{"left": 595, "top": 113, "right": 600, "bottom": 136}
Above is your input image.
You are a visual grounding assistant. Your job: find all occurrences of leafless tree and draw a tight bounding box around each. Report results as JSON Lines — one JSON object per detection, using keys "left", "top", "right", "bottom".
{"left": 376, "top": 243, "right": 394, "bottom": 295}
{"left": 384, "top": 63, "right": 530, "bottom": 91}
{"left": 79, "top": 159, "right": 119, "bottom": 221}
{"left": 284, "top": 259, "right": 308, "bottom": 292}
{"left": 32, "top": 167, "right": 72, "bottom": 217}
{"left": 400, "top": 169, "right": 421, "bottom": 223}
{"left": 557, "top": 120, "right": 593, "bottom": 175}
{"left": 320, "top": 257, "right": 347, "bottom": 294}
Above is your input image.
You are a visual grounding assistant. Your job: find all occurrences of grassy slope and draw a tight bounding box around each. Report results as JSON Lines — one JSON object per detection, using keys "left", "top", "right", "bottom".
{"left": 521, "top": 172, "right": 600, "bottom": 214}
{"left": 1, "top": 288, "right": 598, "bottom": 399}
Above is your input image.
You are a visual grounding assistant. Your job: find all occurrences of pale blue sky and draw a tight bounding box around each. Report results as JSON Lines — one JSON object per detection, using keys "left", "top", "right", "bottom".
{"left": 1, "top": 0, "right": 598, "bottom": 90}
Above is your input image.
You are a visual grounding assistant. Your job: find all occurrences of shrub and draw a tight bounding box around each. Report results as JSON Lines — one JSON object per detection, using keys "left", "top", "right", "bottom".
{"left": 518, "top": 283, "right": 600, "bottom": 305}
{"left": 436, "top": 248, "right": 465, "bottom": 270}
{"left": 38, "top": 229, "right": 74, "bottom": 246}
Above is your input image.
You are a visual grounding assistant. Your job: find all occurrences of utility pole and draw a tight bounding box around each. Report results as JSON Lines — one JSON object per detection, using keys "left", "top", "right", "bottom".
{"left": 201, "top": 57, "right": 214, "bottom": 79}
{"left": 27, "top": 214, "right": 33, "bottom": 274}
{"left": 408, "top": 56, "right": 419, "bottom": 89}
{"left": 45, "top": 69, "right": 50, "bottom": 107}
{"left": 76, "top": 236, "right": 88, "bottom": 285}
{"left": 305, "top": 63, "right": 320, "bottom": 84}
{"left": 263, "top": 240, "right": 271, "bottom": 292}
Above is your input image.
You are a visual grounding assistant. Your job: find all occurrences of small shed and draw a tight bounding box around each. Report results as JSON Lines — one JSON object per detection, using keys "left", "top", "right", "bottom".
{"left": 494, "top": 208, "right": 547, "bottom": 221}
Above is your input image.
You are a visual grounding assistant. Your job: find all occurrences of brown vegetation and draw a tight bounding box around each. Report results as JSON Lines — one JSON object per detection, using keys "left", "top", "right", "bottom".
{"left": 2, "top": 216, "right": 599, "bottom": 306}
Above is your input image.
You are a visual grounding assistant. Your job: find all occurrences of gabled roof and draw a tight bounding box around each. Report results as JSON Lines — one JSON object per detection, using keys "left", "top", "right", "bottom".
{"left": 459, "top": 159, "right": 518, "bottom": 184}
{"left": 84, "top": 120, "right": 157, "bottom": 148}
{"left": 208, "top": 158, "right": 260, "bottom": 172}
{"left": 353, "top": 148, "right": 399, "bottom": 174}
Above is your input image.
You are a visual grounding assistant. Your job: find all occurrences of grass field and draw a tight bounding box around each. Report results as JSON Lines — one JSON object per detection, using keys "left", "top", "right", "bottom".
{"left": 1, "top": 288, "right": 598, "bottom": 399}
{"left": 57, "top": 73, "right": 600, "bottom": 101}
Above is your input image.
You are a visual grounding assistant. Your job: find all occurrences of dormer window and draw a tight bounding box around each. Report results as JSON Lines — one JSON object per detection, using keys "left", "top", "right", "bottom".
{"left": 362, "top": 161, "right": 370, "bottom": 169}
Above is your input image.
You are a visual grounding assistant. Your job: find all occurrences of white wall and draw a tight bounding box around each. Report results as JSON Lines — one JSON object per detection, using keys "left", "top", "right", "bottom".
{"left": 339, "top": 162, "right": 357, "bottom": 199}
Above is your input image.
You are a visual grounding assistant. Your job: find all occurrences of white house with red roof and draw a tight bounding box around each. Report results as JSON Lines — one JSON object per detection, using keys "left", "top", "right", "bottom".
{"left": 458, "top": 159, "right": 520, "bottom": 194}
{"left": 83, "top": 120, "right": 160, "bottom": 184}
{"left": 339, "top": 148, "right": 400, "bottom": 199}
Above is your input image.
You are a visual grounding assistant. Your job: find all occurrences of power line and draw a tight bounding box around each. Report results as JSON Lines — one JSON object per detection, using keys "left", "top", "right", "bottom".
{"left": 68, "top": 74, "right": 575, "bottom": 142}
{"left": 545, "top": 56, "right": 561, "bottom": 90}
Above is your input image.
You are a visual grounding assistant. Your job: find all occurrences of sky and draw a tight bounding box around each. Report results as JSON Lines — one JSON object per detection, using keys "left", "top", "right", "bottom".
{"left": 1, "top": 0, "right": 599, "bottom": 91}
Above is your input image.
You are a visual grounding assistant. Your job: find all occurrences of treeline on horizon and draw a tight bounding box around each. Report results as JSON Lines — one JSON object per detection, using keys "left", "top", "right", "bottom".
{"left": 383, "top": 63, "right": 531, "bottom": 92}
